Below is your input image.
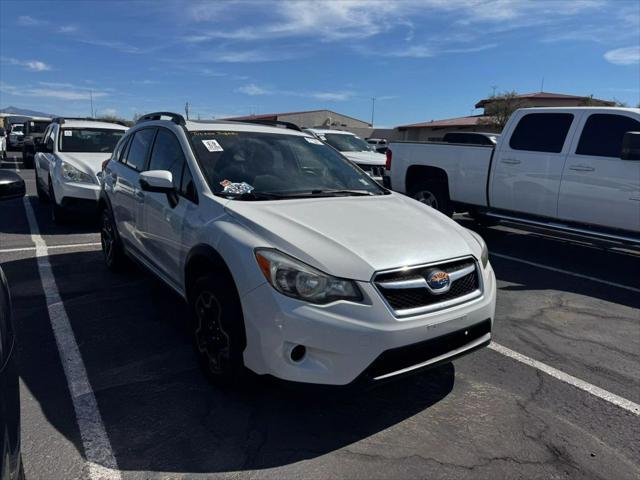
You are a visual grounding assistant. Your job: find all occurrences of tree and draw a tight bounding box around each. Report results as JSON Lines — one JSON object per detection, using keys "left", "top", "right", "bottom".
{"left": 479, "top": 90, "right": 525, "bottom": 130}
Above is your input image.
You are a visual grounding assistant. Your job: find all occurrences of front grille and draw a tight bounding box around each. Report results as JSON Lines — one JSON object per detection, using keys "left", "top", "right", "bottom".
{"left": 374, "top": 257, "right": 481, "bottom": 316}
{"left": 360, "top": 319, "right": 491, "bottom": 380}
{"left": 360, "top": 164, "right": 385, "bottom": 177}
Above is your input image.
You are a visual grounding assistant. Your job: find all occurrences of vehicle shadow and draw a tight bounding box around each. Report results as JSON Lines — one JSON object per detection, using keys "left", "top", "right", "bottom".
{"left": 457, "top": 217, "right": 640, "bottom": 309}
{"left": 4, "top": 250, "right": 456, "bottom": 475}
{"left": 0, "top": 194, "right": 99, "bottom": 237}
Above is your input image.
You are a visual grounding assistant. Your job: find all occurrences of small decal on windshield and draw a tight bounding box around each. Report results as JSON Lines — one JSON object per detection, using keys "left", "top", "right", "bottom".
{"left": 305, "top": 137, "right": 323, "bottom": 145}
{"left": 202, "top": 139, "right": 224, "bottom": 152}
{"left": 64, "top": 130, "right": 73, "bottom": 136}
{"left": 220, "top": 180, "right": 254, "bottom": 194}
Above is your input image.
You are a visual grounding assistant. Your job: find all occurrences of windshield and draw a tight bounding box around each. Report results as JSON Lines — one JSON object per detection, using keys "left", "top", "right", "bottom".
{"left": 29, "top": 121, "right": 49, "bottom": 134}
{"left": 11, "top": 125, "right": 23, "bottom": 133}
{"left": 190, "top": 131, "right": 386, "bottom": 200}
{"left": 59, "top": 128, "right": 125, "bottom": 153}
{"left": 322, "top": 133, "right": 372, "bottom": 152}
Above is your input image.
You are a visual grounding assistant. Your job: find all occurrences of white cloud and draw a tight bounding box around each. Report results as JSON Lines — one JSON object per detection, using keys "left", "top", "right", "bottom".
{"left": 59, "top": 25, "right": 78, "bottom": 33}
{"left": 1, "top": 82, "right": 109, "bottom": 101}
{"left": 235, "top": 83, "right": 354, "bottom": 101}
{"left": 17, "top": 15, "right": 45, "bottom": 26}
{"left": 604, "top": 46, "right": 640, "bottom": 66}
{"left": 100, "top": 108, "right": 118, "bottom": 116}
{"left": 1, "top": 57, "right": 51, "bottom": 71}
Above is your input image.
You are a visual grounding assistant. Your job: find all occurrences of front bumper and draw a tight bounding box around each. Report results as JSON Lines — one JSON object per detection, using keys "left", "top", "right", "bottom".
{"left": 240, "top": 262, "right": 496, "bottom": 385}
{"left": 51, "top": 176, "right": 101, "bottom": 212}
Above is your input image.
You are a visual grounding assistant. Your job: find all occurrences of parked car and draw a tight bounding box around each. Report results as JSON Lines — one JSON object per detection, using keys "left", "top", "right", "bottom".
{"left": 21, "top": 118, "right": 52, "bottom": 169}
{"left": 386, "top": 107, "right": 640, "bottom": 243}
{"left": 0, "top": 128, "right": 7, "bottom": 161}
{"left": 305, "top": 129, "right": 387, "bottom": 182}
{"left": 100, "top": 112, "right": 496, "bottom": 386}
{"left": 442, "top": 132, "right": 499, "bottom": 146}
{"left": 34, "top": 117, "right": 127, "bottom": 222}
{"left": 0, "top": 170, "right": 26, "bottom": 480}
{"left": 7, "top": 125, "right": 24, "bottom": 150}
{"left": 366, "top": 137, "right": 389, "bottom": 153}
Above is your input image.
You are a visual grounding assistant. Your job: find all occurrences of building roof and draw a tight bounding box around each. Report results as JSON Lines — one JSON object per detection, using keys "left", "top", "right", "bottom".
{"left": 475, "top": 91, "right": 614, "bottom": 108}
{"left": 222, "top": 109, "right": 370, "bottom": 125}
{"left": 398, "top": 115, "right": 490, "bottom": 129}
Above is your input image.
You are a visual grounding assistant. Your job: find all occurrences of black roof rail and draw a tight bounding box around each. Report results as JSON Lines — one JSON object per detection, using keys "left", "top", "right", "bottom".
{"left": 227, "top": 118, "right": 302, "bottom": 132}
{"left": 136, "top": 112, "right": 186, "bottom": 125}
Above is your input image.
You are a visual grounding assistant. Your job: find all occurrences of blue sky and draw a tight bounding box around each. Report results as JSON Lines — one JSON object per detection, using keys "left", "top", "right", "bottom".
{"left": 0, "top": 0, "right": 638, "bottom": 127}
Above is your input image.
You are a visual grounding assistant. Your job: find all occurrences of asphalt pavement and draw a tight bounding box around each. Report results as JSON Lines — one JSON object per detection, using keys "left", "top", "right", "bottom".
{"left": 0, "top": 151, "right": 638, "bottom": 480}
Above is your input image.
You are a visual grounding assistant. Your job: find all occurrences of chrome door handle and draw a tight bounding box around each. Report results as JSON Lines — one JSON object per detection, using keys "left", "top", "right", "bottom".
{"left": 568, "top": 165, "right": 595, "bottom": 172}
{"left": 501, "top": 158, "right": 521, "bottom": 165}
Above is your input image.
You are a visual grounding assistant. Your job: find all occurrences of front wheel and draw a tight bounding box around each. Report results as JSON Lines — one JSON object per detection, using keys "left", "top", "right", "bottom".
{"left": 49, "top": 180, "right": 68, "bottom": 223}
{"left": 190, "top": 274, "right": 247, "bottom": 386}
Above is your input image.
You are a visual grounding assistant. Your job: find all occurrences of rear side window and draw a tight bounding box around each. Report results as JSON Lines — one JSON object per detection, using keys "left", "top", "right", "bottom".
{"left": 124, "top": 128, "right": 155, "bottom": 171}
{"left": 509, "top": 113, "right": 574, "bottom": 153}
{"left": 576, "top": 114, "right": 640, "bottom": 158}
{"left": 148, "top": 129, "right": 185, "bottom": 188}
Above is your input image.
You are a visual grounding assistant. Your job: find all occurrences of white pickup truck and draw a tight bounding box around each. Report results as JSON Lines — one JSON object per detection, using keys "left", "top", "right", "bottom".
{"left": 386, "top": 107, "right": 640, "bottom": 244}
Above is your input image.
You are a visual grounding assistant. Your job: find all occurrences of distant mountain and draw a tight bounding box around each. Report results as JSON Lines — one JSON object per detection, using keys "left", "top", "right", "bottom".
{"left": 0, "top": 106, "right": 56, "bottom": 117}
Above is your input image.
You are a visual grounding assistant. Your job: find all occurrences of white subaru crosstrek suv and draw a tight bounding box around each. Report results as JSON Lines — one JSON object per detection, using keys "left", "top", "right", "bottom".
{"left": 100, "top": 112, "right": 496, "bottom": 386}
{"left": 305, "top": 129, "right": 387, "bottom": 183}
{"left": 34, "top": 118, "right": 127, "bottom": 222}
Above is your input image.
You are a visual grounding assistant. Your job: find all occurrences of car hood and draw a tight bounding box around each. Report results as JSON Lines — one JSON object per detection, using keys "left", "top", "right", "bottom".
{"left": 225, "top": 193, "right": 479, "bottom": 281}
{"left": 58, "top": 152, "right": 111, "bottom": 175}
{"left": 341, "top": 150, "right": 386, "bottom": 166}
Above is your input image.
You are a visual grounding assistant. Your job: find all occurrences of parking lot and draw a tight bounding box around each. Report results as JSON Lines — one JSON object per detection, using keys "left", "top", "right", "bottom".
{"left": 1, "top": 150, "right": 639, "bottom": 479}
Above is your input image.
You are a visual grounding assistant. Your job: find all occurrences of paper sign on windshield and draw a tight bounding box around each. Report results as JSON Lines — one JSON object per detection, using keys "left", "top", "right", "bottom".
{"left": 202, "top": 139, "right": 224, "bottom": 152}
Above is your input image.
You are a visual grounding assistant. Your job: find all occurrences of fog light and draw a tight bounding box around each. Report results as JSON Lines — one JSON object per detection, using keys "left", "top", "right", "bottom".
{"left": 290, "top": 344, "right": 306, "bottom": 362}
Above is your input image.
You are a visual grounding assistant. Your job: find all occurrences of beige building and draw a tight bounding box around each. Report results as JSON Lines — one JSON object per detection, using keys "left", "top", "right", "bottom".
{"left": 223, "top": 109, "right": 371, "bottom": 130}
{"left": 396, "top": 91, "right": 615, "bottom": 142}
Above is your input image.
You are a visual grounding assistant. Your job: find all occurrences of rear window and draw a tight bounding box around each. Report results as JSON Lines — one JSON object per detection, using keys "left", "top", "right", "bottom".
{"left": 509, "top": 113, "right": 574, "bottom": 153}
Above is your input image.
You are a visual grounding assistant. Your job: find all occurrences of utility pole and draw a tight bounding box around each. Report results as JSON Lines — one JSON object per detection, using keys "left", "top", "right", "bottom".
{"left": 371, "top": 97, "right": 376, "bottom": 126}
{"left": 540, "top": 77, "right": 545, "bottom": 92}
{"left": 90, "top": 90, "right": 94, "bottom": 117}
{"left": 185, "top": 101, "right": 190, "bottom": 120}
{"left": 491, "top": 85, "right": 498, "bottom": 96}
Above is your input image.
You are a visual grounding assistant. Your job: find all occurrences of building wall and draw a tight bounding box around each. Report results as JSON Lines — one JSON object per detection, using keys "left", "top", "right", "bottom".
{"left": 278, "top": 111, "right": 370, "bottom": 129}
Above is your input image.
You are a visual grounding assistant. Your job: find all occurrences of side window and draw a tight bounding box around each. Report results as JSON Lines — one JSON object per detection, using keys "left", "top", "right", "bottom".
{"left": 576, "top": 114, "right": 640, "bottom": 158}
{"left": 509, "top": 113, "right": 574, "bottom": 153}
{"left": 123, "top": 128, "right": 155, "bottom": 171}
{"left": 112, "top": 135, "right": 128, "bottom": 163}
{"left": 180, "top": 163, "right": 198, "bottom": 203}
{"left": 147, "top": 129, "right": 185, "bottom": 188}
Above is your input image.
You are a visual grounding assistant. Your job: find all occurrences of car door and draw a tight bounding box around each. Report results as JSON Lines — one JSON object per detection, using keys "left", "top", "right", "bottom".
{"left": 138, "top": 128, "right": 198, "bottom": 284}
{"left": 490, "top": 112, "right": 577, "bottom": 218}
{"left": 109, "top": 128, "right": 156, "bottom": 252}
{"left": 35, "top": 125, "right": 56, "bottom": 186}
{"left": 558, "top": 112, "right": 640, "bottom": 233}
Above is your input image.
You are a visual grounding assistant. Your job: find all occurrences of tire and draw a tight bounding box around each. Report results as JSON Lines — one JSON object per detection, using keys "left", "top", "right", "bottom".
{"left": 411, "top": 182, "right": 453, "bottom": 217}
{"left": 36, "top": 176, "right": 49, "bottom": 203}
{"left": 189, "top": 273, "right": 247, "bottom": 386}
{"left": 22, "top": 148, "right": 34, "bottom": 169}
{"left": 100, "top": 208, "right": 127, "bottom": 272}
{"left": 49, "top": 179, "right": 67, "bottom": 223}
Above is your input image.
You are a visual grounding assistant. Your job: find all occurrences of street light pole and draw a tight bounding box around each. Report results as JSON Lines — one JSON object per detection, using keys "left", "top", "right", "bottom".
{"left": 371, "top": 97, "right": 376, "bottom": 126}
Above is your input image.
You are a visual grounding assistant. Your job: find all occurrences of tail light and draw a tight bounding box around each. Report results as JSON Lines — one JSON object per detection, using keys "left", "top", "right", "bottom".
{"left": 101, "top": 159, "right": 110, "bottom": 171}
{"left": 385, "top": 149, "right": 392, "bottom": 170}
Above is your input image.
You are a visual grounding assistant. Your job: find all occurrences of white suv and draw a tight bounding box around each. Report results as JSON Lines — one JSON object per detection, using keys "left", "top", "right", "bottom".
{"left": 34, "top": 118, "right": 127, "bottom": 222}
{"left": 305, "top": 129, "right": 387, "bottom": 182}
{"left": 100, "top": 112, "right": 496, "bottom": 386}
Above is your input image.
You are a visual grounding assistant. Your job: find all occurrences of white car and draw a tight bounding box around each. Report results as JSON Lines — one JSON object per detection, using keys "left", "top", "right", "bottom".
{"left": 0, "top": 127, "right": 6, "bottom": 160}
{"left": 305, "top": 128, "right": 387, "bottom": 182}
{"left": 99, "top": 112, "right": 496, "bottom": 386}
{"left": 8, "top": 124, "right": 23, "bottom": 149}
{"left": 34, "top": 118, "right": 127, "bottom": 222}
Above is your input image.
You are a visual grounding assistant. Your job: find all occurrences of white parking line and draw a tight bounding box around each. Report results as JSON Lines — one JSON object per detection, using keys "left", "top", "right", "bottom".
{"left": 0, "top": 242, "right": 102, "bottom": 254}
{"left": 22, "top": 197, "right": 121, "bottom": 480}
{"left": 489, "top": 342, "right": 640, "bottom": 416}
{"left": 490, "top": 252, "right": 640, "bottom": 294}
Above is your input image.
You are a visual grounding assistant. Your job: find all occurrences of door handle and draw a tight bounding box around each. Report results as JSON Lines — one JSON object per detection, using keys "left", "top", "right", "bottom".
{"left": 134, "top": 189, "right": 145, "bottom": 202}
{"left": 501, "top": 158, "right": 521, "bottom": 165}
{"left": 568, "top": 165, "right": 595, "bottom": 172}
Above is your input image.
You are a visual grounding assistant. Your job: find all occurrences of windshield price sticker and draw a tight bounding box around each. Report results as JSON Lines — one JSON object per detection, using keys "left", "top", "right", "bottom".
{"left": 64, "top": 130, "right": 73, "bottom": 136}
{"left": 304, "top": 137, "right": 323, "bottom": 145}
{"left": 202, "top": 139, "right": 224, "bottom": 152}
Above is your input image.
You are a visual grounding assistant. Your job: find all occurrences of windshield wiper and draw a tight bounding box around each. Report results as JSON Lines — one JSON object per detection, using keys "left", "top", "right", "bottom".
{"left": 214, "top": 191, "right": 286, "bottom": 201}
{"left": 309, "top": 189, "right": 378, "bottom": 196}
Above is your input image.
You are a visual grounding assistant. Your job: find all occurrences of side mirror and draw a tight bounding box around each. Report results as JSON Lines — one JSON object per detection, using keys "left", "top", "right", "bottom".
{"left": 621, "top": 132, "right": 640, "bottom": 161}
{"left": 0, "top": 170, "right": 26, "bottom": 201}
{"left": 139, "top": 170, "right": 174, "bottom": 193}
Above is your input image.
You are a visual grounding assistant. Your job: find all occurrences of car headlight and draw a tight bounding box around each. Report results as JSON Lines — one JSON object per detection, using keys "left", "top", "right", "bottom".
{"left": 255, "top": 248, "right": 362, "bottom": 304}
{"left": 468, "top": 230, "right": 489, "bottom": 268}
{"left": 61, "top": 161, "right": 95, "bottom": 184}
